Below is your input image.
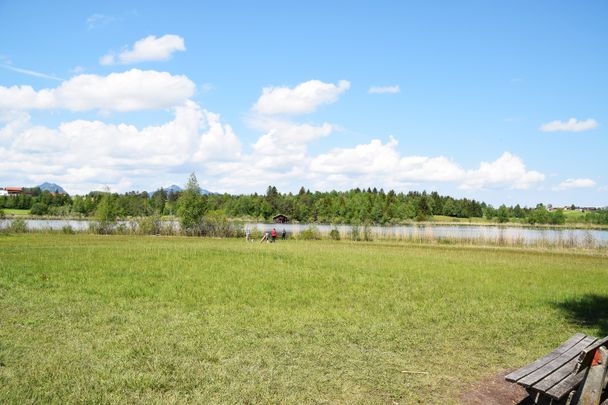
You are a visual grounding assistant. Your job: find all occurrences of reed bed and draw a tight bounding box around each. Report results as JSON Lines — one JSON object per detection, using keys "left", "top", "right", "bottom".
{"left": 1, "top": 218, "right": 606, "bottom": 251}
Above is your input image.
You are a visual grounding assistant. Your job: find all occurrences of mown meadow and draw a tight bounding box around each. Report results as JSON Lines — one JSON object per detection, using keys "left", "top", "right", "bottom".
{"left": 1, "top": 234, "right": 607, "bottom": 404}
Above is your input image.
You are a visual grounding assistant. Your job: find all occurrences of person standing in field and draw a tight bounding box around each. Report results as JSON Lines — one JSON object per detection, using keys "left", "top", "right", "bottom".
{"left": 281, "top": 228, "right": 286, "bottom": 240}
{"left": 245, "top": 225, "right": 251, "bottom": 242}
{"left": 261, "top": 231, "right": 269, "bottom": 243}
{"left": 271, "top": 228, "right": 277, "bottom": 243}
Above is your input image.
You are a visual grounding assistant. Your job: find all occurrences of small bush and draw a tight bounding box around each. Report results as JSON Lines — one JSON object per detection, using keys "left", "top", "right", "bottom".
{"left": 350, "top": 224, "right": 361, "bottom": 241}
{"left": 583, "top": 232, "right": 596, "bottom": 249}
{"left": 48, "top": 205, "right": 72, "bottom": 217}
{"left": 159, "top": 221, "right": 177, "bottom": 236}
{"left": 249, "top": 227, "right": 263, "bottom": 241}
{"left": 9, "top": 218, "right": 27, "bottom": 233}
{"left": 299, "top": 225, "right": 321, "bottom": 240}
{"left": 89, "top": 221, "right": 114, "bottom": 235}
{"left": 30, "top": 203, "right": 49, "bottom": 216}
{"left": 329, "top": 228, "right": 340, "bottom": 240}
{"left": 115, "top": 223, "right": 130, "bottom": 235}
{"left": 0, "top": 208, "right": 5, "bottom": 219}
{"left": 62, "top": 225, "right": 75, "bottom": 234}
{"left": 138, "top": 215, "right": 162, "bottom": 235}
{"left": 181, "top": 223, "right": 204, "bottom": 237}
{"left": 88, "top": 222, "right": 100, "bottom": 234}
{"left": 201, "top": 211, "right": 238, "bottom": 238}
{"left": 362, "top": 224, "right": 373, "bottom": 241}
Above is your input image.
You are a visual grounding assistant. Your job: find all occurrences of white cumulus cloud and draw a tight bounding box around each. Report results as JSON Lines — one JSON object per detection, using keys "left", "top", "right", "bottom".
{"left": 246, "top": 79, "right": 343, "bottom": 169}
{"left": 194, "top": 110, "right": 242, "bottom": 162}
{"left": 100, "top": 34, "right": 186, "bottom": 65}
{"left": 0, "top": 69, "right": 195, "bottom": 112}
{"left": 554, "top": 178, "right": 596, "bottom": 191}
{"left": 0, "top": 101, "right": 241, "bottom": 194}
{"left": 398, "top": 155, "right": 465, "bottom": 182}
{"left": 368, "top": 85, "right": 400, "bottom": 94}
{"left": 310, "top": 137, "right": 401, "bottom": 175}
{"left": 253, "top": 79, "right": 350, "bottom": 115}
{"left": 540, "top": 118, "right": 598, "bottom": 132}
{"left": 309, "top": 140, "right": 543, "bottom": 191}
{"left": 461, "top": 152, "right": 545, "bottom": 190}
{"left": 248, "top": 119, "right": 334, "bottom": 172}
{"left": 318, "top": 138, "right": 467, "bottom": 184}
{"left": 249, "top": 115, "right": 334, "bottom": 151}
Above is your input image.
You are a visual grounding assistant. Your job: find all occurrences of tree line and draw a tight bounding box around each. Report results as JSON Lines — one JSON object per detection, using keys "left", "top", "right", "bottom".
{"left": 2, "top": 175, "right": 607, "bottom": 226}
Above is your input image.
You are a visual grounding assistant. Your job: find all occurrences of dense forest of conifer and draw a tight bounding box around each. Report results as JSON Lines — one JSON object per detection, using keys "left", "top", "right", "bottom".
{"left": 1, "top": 179, "right": 607, "bottom": 225}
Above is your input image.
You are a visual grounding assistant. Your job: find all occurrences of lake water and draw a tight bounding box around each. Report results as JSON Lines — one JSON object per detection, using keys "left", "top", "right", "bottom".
{"left": 251, "top": 223, "right": 608, "bottom": 246}
{"left": 2, "top": 218, "right": 607, "bottom": 247}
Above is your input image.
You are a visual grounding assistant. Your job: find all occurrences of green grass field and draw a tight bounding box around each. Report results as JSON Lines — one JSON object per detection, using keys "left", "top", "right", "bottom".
{"left": 564, "top": 210, "right": 588, "bottom": 223}
{"left": 1, "top": 234, "right": 607, "bottom": 404}
{"left": 2, "top": 208, "right": 30, "bottom": 216}
{"left": 429, "top": 215, "right": 490, "bottom": 224}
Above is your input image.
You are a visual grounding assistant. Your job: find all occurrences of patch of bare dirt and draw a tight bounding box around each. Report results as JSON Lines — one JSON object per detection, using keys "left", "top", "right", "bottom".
{"left": 460, "top": 370, "right": 533, "bottom": 405}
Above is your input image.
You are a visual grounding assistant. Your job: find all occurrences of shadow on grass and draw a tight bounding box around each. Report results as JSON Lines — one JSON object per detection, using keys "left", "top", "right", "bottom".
{"left": 554, "top": 294, "right": 608, "bottom": 337}
{"left": 504, "top": 295, "right": 608, "bottom": 405}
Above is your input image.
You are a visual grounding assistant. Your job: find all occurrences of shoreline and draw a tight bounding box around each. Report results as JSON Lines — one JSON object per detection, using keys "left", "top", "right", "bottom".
{"left": 3, "top": 214, "right": 608, "bottom": 231}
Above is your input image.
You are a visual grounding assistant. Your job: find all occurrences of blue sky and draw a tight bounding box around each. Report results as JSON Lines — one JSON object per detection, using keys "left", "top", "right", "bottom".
{"left": 0, "top": 1, "right": 606, "bottom": 206}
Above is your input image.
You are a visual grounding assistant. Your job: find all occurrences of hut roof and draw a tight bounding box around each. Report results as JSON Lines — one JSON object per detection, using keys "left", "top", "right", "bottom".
{"left": 272, "top": 214, "right": 289, "bottom": 223}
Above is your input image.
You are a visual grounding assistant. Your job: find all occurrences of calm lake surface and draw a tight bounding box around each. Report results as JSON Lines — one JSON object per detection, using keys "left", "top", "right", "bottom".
{"left": 2, "top": 219, "right": 608, "bottom": 247}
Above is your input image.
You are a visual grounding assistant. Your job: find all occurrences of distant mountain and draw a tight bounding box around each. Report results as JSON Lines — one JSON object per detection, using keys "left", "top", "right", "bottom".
{"left": 162, "top": 185, "right": 215, "bottom": 195}
{"left": 165, "top": 184, "right": 182, "bottom": 193}
{"left": 38, "top": 182, "right": 66, "bottom": 194}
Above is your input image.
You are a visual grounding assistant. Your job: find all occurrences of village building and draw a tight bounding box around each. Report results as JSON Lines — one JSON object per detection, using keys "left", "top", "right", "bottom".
{"left": 0, "top": 187, "right": 23, "bottom": 196}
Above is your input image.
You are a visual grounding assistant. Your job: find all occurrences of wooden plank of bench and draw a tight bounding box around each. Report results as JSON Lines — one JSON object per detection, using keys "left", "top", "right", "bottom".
{"left": 545, "top": 368, "right": 587, "bottom": 400}
{"left": 542, "top": 336, "right": 608, "bottom": 400}
{"left": 517, "top": 335, "right": 597, "bottom": 387}
{"left": 505, "top": 333, "right": 587, "bottom": 383}
{"left": 532, "top": 354, "right": 581, "bottom": 392}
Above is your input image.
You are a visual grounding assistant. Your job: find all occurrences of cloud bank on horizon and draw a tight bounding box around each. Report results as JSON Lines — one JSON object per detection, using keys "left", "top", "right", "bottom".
{"left": 0, "top": 2, "right": 606, "bottom": 206}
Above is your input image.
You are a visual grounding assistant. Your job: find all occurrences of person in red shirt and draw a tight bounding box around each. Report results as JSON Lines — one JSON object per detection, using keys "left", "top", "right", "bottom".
{"left": 271, "top": 228, "right": 277, "bottom": 242}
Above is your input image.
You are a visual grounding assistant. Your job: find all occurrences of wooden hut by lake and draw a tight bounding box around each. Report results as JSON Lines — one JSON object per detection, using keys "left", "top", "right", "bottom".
{"left": 272, "top": 214, "right": 289, "bottom": 224}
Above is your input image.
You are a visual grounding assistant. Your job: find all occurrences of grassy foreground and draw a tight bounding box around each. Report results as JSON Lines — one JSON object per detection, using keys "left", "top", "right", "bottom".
{"left": 1, "top": 235, "right": 607, "bottom": 404}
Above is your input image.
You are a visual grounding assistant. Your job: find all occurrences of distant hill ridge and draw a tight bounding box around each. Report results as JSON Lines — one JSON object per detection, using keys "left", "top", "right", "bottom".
{"left": 165, "top": 184, "right": 182, "bottom": 193}
{"left": 26, "top": 182, "right": 215, "bottom": 196}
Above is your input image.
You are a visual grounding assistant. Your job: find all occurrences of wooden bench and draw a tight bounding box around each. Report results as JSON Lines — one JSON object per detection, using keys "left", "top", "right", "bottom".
{"left": 505, "top": 333, "right": 608, "bottom": 404}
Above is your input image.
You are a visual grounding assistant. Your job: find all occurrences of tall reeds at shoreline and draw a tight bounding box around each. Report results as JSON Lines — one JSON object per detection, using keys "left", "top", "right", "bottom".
{"left": 1, "top": 218, "right": 606, "bottom": 251}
